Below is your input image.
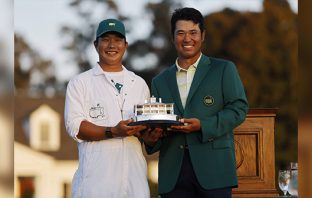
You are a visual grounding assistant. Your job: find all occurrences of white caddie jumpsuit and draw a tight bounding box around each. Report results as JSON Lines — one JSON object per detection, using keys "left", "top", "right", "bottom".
{"left": 64, "top": 64, "right": 150, "bottom": 198}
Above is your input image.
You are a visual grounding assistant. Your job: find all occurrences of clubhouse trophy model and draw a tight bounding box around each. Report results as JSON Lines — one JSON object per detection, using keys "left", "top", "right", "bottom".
{"left": 129, "top": 96, "right": 182, "bottom": 129}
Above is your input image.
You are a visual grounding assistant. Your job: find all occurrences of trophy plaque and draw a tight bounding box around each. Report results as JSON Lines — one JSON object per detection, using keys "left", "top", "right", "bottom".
{"left": 129, "top": 96, "right": 182, "bottom": 129}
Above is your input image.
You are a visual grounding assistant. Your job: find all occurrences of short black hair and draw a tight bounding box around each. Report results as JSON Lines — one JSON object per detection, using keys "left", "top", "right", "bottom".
{"left": 171, "top": 7, "right": 205, "bottom": 37}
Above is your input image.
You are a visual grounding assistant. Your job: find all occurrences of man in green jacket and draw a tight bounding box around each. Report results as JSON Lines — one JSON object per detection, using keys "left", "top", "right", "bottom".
{"left": 142, "top": 7, "right": 248, "bottom": 197}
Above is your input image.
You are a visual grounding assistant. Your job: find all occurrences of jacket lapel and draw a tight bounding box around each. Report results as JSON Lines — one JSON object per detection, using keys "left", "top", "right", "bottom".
{"left": 165, "top": 65, "right": 184, "bottom": 115}
{"left": 186, "top": 55, "right": 212, "bottom": 107}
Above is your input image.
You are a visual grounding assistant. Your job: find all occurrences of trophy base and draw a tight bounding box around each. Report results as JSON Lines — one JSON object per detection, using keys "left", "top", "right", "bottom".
{"left": 134, "top": 114, "right": 178, "bottom": 122}
{"left": 128, "top": 119, "right": 183, "bottom": 129}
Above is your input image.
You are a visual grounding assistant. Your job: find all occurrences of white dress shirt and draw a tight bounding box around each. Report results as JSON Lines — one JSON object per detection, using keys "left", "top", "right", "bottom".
{"left": 64, "top": 64, "right": 150, "bottom": 198}
{"left": 176, "top": 53, "right": 202, "bottom": 108}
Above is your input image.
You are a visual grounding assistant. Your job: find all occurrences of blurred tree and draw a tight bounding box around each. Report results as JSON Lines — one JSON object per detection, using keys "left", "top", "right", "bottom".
{"left": 14, "top": 34, "right": 58, "bottom": 97}
{"left": 299, "top": 0, "right": 312, "bottom": 116}
{"left": 60, "top": 0, "right": 183, "bottom": 87}
{"left": 0, "top": 42, "right": 13, "bottom": 96}
{"left": 124, "top": 0, "right": 182, "bottom": 86}
{"left": 202, "top": 0, "right": 297, "bottom": 167}
{"left": 60, "top": 0, "right": 122, "bottom": 73}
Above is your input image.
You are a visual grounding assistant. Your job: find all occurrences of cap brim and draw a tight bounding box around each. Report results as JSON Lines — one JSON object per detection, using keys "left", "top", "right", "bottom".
{"left": 97, "top": 31, "right": 125, "bottom": 39}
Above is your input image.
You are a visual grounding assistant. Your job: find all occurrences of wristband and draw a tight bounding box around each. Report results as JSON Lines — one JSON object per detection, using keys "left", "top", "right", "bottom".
{"left": 105, "top": 127, "right": 113, "bottom": 139}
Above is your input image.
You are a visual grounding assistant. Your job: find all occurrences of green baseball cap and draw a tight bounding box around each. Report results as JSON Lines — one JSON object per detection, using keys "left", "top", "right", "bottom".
{"left": 96, "top": 18, "right": 126, "bottom": 39}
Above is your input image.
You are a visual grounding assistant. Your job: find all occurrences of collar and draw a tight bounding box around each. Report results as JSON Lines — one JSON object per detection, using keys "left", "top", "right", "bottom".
{"left": 176, "top": 53, "right": 202, "bottom": 72}
{"left": 92, "top": 63, "right": 136, "bottom": 81}
{"left": 93, "top": 63, "right": 125, "bottom": 76}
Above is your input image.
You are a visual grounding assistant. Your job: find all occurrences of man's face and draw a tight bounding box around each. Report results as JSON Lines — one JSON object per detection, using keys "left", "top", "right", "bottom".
{"left": 95, "top": 33, "right": 128, "bottom": 66}
{"left": 173, "top": 20, "right": 205, "bottom": 60}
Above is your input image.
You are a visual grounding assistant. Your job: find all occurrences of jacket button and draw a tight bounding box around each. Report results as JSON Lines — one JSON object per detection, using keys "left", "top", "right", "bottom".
{"left": 179, "top": 145, "right": 184, "bottom": 149}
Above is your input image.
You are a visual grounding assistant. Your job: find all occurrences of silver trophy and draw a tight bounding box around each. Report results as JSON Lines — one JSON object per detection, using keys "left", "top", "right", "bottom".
{"left": 129, "top": 96, "right": 182, "bottom": 129}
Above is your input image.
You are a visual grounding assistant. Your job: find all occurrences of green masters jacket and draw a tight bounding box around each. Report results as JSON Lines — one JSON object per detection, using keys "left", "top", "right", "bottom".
{"left": 147, "top": 55, "right": 248, "bottom": 194}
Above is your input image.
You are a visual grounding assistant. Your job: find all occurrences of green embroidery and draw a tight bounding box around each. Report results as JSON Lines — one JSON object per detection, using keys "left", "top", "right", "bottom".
{"left": 203, "top": 95, "right": 214, "bottom": 106}
{"left": 115, "top": 83, "right": 123, "bottom": 94}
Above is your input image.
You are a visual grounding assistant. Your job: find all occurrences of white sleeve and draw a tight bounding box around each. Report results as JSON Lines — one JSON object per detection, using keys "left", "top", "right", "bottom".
{"left": 143, "top": 81, "right": 150, "bottom": 101}
{"left": 64, "top": 78, "right": 85, "bottom": 143}
{"left": 138, "top": 77, "right": 150, "bottom": 103}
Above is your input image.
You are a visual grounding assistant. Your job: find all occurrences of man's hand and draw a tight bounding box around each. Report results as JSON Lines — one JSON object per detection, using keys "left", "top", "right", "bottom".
{"left": 140, "top": 127, "right": 163, "bottom": 147}
{"left": 112, "top": 119, "right": 147, "bottom": 137}
{"left": 170, "top": 118, "right": 201, "bottom": 133}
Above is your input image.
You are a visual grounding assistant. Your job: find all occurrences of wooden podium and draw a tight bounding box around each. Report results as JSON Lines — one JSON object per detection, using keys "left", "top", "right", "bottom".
{"left": 233, "top": 108, "right": 279, "bottom": 197}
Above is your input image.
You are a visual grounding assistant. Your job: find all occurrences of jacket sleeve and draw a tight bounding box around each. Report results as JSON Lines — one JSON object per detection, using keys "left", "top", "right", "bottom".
{"left": 200, "top": 62, "right": 248, "bottom": 143}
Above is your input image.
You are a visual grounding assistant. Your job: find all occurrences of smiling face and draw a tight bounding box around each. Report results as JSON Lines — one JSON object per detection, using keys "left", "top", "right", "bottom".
{"left": 94, "top": 32, "right": 128, "bottom": 71}
{"left": 173, "top": 20, "right": 205, "bottom": 66}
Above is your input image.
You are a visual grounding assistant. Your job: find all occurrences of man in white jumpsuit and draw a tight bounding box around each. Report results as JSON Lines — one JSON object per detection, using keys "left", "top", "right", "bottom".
{"left": 64, "top": 18, "right": 150, "bottom": 198}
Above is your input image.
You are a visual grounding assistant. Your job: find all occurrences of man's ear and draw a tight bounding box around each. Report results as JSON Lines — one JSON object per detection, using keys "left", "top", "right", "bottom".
{"left": 171, "top": 35, "right": 175, "bottom": 45}
{"left": 201, "top": 30, "right": 206, "bottom": 42}
{"left": 94, "top": 40, "right": 99, "bottom": 52}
